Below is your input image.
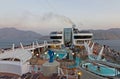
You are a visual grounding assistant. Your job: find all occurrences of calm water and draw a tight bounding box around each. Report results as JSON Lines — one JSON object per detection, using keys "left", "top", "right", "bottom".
{"left": 0, "top": 39, "right": 120, "bottom": 51}
{"left": 0, "top": 39, "right": 50, "bottom": 49}
{"left": 94, "top": 40, "right": 120, "bottom": 51}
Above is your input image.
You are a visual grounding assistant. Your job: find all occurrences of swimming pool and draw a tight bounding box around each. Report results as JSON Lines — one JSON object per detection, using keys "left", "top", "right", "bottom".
{"left": 88, "top": 55, "right": 106, "bottom": 61}
{"left": 45, "top": 53, "right": 67, "bottom": 59}
{"left": 82, "top": 63, "right": 120, "bottom": 77}
{"left": 68, "top": 57, "right": 81, "bottom": 68}
{"left": 44, "top": 49, "right": 67, "bottom": 59}
{"left": 54, "top": 53, "right": 67, "bottom": 59}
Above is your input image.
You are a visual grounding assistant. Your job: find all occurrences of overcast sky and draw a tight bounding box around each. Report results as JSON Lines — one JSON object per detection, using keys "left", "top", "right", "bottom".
{"left": 0, "top": 0, "right": 120, "bottom": 35}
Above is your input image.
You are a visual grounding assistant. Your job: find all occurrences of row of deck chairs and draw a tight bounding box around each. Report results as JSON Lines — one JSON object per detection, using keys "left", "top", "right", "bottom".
{"left": 21, "top": 72, "right": 40, "bottom": 79}
{"left": 50, "top": 73, "right": 67, "bottom": 79}
{"left": 0, "top": 75, "right": 17, "bottom": 79}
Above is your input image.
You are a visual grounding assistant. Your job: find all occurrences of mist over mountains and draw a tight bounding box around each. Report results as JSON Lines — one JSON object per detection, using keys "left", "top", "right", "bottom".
{"left": 0, "top": 27, "right": 120, "bottom": 41}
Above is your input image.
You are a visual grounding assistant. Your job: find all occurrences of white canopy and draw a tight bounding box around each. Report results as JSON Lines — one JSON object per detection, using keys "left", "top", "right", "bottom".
{"left": 0, "top": 49, "right": 32, "bottom": 63}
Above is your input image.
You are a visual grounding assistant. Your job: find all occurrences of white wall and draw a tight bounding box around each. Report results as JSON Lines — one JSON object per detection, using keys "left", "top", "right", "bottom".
{"left": 21, "top": 62, "right": 30, "bottom": 75}
{"left": 0, "top": 61, "right": 30, "bottom": 76}
{"left": 0, "top": 62, "right": 21, "bottom": 75}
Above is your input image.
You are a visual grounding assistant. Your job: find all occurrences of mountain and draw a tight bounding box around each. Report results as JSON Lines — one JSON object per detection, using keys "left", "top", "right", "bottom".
{"left": 0, "top": 27, "right": 120, "bottom": 41}
{"left": 42, "top": 28, "right": 120, "bottom": 40}
{"left": 90, "top": 28, "right": 120, "bottom": 40}
{"left": 0, "top": 27, "right": 42, "bottom": 41}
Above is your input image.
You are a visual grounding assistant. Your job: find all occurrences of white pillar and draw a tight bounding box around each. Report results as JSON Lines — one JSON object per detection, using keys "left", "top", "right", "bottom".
{"left": 20, "top": 42, "right": 24, "bottom": 49}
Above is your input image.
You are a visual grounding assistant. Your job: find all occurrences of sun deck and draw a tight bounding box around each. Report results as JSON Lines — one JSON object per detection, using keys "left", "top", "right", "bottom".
{"left": 0, "top": 39, "right": 120, "bottom": 79}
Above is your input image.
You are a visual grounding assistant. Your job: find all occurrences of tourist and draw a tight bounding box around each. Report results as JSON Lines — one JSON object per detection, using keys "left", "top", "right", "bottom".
{"left": 97, "top": 66, "right": 100, "bottom": 71}
{"left": 85, "top": 65, "right": 88, "bottom": 70}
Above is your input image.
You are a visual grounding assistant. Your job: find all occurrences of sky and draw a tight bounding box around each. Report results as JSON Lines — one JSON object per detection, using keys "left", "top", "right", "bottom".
{"left": 0, "top": 0, "right": 120, "bottom": 35}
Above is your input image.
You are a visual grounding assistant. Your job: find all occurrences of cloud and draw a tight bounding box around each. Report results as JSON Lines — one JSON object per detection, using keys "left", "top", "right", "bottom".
{"left": 0, "top": 12, "right": 76, "bottom": 35}
{"left": 0, "top": 11, "right": 119, "bottom": 35}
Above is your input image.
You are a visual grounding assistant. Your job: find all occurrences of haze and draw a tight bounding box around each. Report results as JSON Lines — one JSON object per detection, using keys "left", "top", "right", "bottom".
{"left": 0, "top": 0, "right": 120, "bottom": 35}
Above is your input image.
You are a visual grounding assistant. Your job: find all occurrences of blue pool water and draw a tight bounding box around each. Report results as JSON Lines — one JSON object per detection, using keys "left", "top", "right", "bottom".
{"left": 82, "top": 63, "right": 120, "bottom": 76}
{"left": 45, "top": 53, "right": 67, "bottom": 59}
{"left": 45, "top": 49, "right": 81, "bottom": 68}
{"left": 45, "top": 49, "right": 67, "bottom": 59}
{"left": 68, "top": 57, "right": 81, "bottom": 68}
{"left": 54, "top": 53, "right": 67, "bottom": 59}
{"left": 88, "top": 55, "right": 106, "bottom": 61}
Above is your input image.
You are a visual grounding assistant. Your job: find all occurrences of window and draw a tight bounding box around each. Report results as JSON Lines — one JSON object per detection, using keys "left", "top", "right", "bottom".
{"left": 74, "top": 36, "right": 92, "bottom": 39}
{"left": 50, "top": 36, "right": 62, "bottom": 39}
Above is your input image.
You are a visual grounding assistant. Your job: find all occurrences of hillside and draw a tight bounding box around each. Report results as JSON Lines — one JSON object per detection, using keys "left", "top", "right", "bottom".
{"left": 90, "top": 28, "right": 120, "bottom": 40}
{"left": 0, "top": 28, "right": 42, "bottom": 41}
{"left": 0, "top": 27, "right": 120, "bottom": 41}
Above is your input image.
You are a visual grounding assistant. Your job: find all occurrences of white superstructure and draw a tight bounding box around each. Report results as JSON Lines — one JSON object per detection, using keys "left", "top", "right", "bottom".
{"left": 72, "top": 27, "right": 93, "bottom": 46}
{"left": 50, "top": 31, "right": 63, "bottom": 44}
{"left": 50, "top": 25, "right": 93, "bottom": 47}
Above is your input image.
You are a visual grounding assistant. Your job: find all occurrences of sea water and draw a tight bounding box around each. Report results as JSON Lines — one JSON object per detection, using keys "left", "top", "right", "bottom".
{"left": 94, "top": 40, "right": 120, "bottom": 51}
{"left": 0, "top": 39, "right": 49, "bottom": 48}
{"left": 0, "top": 39, "right": 120, "bottom": 51}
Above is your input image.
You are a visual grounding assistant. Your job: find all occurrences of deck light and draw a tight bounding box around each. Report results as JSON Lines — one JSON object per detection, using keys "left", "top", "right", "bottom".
{"left": 72, "top": 53, "right": 74, "bottom": 55}
{"left": 45, "top": 52, "right": 47, "bottom": 54}
{"left": 77, "top": 71, "right": 82, "bottom": 75}
{"left": 31, "top": 51, "right": 34, "bottom": 54}
{"left": 77, "top": 71, "right": 82, "bottom": 79}
{"left": 57, "top": 54, "right": 59, "bottom": 57}
{"left": 36, "top": 53, "right": 39, "bottom": 56}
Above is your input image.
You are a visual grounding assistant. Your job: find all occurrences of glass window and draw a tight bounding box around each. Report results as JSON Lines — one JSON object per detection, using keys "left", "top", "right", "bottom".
{"left": 64, "top": 28, "right": 72, "bottom": 46}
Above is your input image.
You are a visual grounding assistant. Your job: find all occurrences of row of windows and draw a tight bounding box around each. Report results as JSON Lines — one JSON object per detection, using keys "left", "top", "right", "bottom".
{"left": 50, "top": 36, "right": 92, "bottom": 39}
{"left": 74, "top": 36, "right": 92, "bottom": 39}
{"left": 50, "top": 31, "right": 62, "bottom": 34}
{"left": 50, "top": 36, "right": 62, "bottom": 39}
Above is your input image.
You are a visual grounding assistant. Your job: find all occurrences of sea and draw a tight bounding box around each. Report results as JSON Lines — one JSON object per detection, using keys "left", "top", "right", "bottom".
{"left": 0, "top": 39, "right": 120, "bottom": 51}
{"left": 0, "top": 39, "right": 51, "bottom": 49}
{"left": 94, "top": 40, "right": 120, "bottom": 51}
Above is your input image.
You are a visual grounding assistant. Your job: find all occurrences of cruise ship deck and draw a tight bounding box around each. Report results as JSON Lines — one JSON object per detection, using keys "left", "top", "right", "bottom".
{"left": 0, "top": 26, "right": 120, "bottom": 79}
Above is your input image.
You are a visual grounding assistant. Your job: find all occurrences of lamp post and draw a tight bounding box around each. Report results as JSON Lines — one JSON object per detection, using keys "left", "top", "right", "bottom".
{"left": 77, "top": 71, "right": 82, "bottom": 79}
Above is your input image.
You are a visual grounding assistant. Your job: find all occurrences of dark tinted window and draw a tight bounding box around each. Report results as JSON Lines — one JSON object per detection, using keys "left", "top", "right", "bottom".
{"left": 50, "top": 36, "right": 62, "bottom": 39}
{"left": 74, "top": 36, "right": 92, "bottom": 39}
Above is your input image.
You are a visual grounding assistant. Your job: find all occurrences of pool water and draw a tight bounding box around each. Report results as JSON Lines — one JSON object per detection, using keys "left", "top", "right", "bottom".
{"left": 45, "top": 53, "right": 67, "bottom": 59}
{"left": 88, "top": 55, "right": 106, "bottom": 61}
{"left": 82, "top": 63, "right": 120, "bottom": 76}
{"left": 68, "top": 57, "right": 81, "bottom": 68}
{"left": 54, "top": 53, "right": 67, "bottom": 59}
{"left": 44, "top": 49, "right": 68, "bottom": 59}
{"left": 45, "top": 49, "right": 81, "bottom": 68}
